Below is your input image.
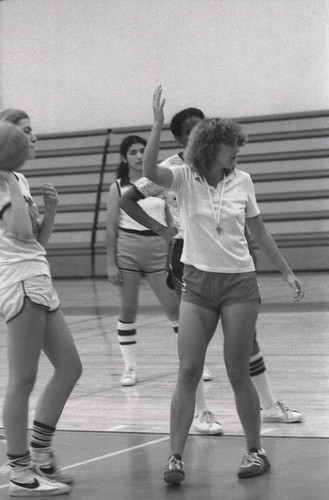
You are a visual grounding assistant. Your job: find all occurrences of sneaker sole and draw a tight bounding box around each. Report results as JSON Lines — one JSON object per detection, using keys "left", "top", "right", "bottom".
{"left": 10, "top": 484, "right": 70, "bottom": 496}
{"left": 261, "top": 416, "right": 303, "bottom": 423}
{"left": 238, "top": 463, "right": 271, "bottom": 478}
{"left": 192, "top": 425, "right": 223, "bottom": 435}
{"left": 163, "top": 471, "right": 185, "bottom": 485}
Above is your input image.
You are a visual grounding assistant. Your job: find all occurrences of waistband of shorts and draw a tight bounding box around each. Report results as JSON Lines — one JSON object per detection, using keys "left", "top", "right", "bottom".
{"left": 118, "top": 227, "right": 159, "bottom": 236}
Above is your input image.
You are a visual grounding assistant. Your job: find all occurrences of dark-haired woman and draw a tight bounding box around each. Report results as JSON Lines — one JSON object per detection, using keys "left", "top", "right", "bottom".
{"left": 105, "top": 135, "right": 179, "bottom": 386}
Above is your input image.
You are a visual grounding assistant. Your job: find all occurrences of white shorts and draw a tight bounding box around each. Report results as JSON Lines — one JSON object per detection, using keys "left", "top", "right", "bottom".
{"left": 0, "top": 274, "right": 60, "bottom": 323}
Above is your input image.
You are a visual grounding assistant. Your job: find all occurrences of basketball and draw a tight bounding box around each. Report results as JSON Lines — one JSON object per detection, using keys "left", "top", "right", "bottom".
{"left": 0, "top": 121, "right": 30, "bottom": 171}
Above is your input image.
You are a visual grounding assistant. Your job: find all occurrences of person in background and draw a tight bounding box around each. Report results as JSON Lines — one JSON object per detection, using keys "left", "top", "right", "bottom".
{"left": 142, "top": 87, "right": 304, "bottom": 483}
{"left": 120, "top": 104, "right": 303, "bottom": 428}
{"left": 0, "top": 108, "right": 82, "bottom": 496}
{"left": 105, "top": 135, "right": 180, "bottom": 388}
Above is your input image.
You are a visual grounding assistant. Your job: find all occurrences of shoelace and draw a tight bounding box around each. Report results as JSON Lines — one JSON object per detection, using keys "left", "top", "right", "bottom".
{"left": 199, "top": 411, "right": 216, "bottom": 423}
{"left": 275, "top": 401, "right": 291, "bottom": 416}
{"left": 243, "top": 451, "right": 265, "bottom": 467}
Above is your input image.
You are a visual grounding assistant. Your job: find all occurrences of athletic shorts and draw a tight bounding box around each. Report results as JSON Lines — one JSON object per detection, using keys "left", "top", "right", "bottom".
{"left": 0, "top": 274, "right": 60, "bottom": 323}
{"left": 181, "top": 265, "right": 260, "bottom": 313}
{"left": 116, "top": 229, "right": 169, "bottom": 275}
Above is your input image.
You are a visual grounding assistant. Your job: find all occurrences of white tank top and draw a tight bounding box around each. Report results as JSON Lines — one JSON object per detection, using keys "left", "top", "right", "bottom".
{"left": 116, "top": 180, "right": 168, "bottom": 231}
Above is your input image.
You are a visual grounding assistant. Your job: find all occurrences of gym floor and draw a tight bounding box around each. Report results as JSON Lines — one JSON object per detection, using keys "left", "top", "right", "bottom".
{"left": 0, "top": 272, "right": 328, "bottom": 499}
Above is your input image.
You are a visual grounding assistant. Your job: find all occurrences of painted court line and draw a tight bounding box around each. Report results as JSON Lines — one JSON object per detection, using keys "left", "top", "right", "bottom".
{"left": 0, "top": 435, "right": 170, "bottom": 491}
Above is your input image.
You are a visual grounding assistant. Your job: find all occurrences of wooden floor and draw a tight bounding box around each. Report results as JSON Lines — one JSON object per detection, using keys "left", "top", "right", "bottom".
{"left": 0, "top": 272, "right": 328, "bottom": 499}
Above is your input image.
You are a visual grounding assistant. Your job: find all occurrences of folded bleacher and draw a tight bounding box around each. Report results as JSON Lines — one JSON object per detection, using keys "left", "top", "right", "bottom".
{"left": 22, "top": 110, "right": 329, "bottom": 277}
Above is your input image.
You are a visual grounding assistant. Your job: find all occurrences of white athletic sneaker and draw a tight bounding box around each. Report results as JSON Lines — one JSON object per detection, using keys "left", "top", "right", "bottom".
{"left": 120, "top": 367, "right": 137, "bottom": 386}
{"left": 31, "top": 450, "right": 73, "bottom": 484}
{"left": 192, "top": 411, "right": 223, "bottom": 435}
{"left": 261, "top": 400, "right": 303, "bottom": 423}
{"left": 9, "top": 467, "right": 70, "bottom": 496}
{"left": 202, "top": 366, "right": 213, "bottom": 381}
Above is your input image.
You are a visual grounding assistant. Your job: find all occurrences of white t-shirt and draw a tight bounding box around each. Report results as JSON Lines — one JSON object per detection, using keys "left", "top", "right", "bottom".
{"left": 0, "top": 172, "right": 50, "bottom": 289}
{"left": 170, "top": 165, "right": 260, "bottom": 273}
{"left": 116, "top": 179, "right": 168, "bottom": 231}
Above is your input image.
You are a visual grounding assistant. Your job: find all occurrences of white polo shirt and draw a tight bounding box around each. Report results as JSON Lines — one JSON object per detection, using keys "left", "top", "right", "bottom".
{"left": 170, "top": 165, "right": 260, "bottom": 273}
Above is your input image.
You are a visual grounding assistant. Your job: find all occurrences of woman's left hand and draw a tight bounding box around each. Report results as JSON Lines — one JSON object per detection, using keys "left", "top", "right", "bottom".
{"left": 286, "top": 273, "right": 305, "bottom": 301}
{"left": 43, "top": 183, "right": 59, "bottom": 213}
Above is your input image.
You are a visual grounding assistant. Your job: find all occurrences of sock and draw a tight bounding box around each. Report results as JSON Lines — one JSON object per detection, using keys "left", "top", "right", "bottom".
{"left": 195, "top": 379, "right": 208, "bottom": 414}
{"left": 170, "top": 320, "right": 179, "bottom": 334}
{"left": 30, "top": 420, "right": 55, "bottom": 452}
{"left": 8, "top": 451, "right": 32, "bottom": 482}
{"left": 30, "top": 420, "right": 56, "bottom": 471}
{"left": 117, "top": 320, "right": 137, "bottom": 370}
{"left": 249, "top": 352, "right": 276, "bottom": 410}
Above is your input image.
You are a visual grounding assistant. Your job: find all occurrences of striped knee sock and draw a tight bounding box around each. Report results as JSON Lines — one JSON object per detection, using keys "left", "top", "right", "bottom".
{"left": 117, "top": 320, "right": 137, "bottom": 370}
{"left": 249, "top": 352, "right": 276, "bottom": 410}
{"left": 30, "top": 420, "right": 55, "bottom": 452}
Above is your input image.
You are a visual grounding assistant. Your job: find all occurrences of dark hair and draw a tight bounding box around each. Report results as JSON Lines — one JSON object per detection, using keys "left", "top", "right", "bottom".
{"left": 170, "top": 108, "right": 205, "bottom": 138}
{"left": 116, "top": 135, "right": 147, "bottom": 186}
{"left": 0, "top": 108, "right": 29, "bottom": 124}
{"left": 184, "top": 118, "right": 247, "bottom": 177}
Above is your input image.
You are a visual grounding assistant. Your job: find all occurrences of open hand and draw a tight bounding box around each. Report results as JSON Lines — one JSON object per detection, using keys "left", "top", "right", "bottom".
{"left": 152, "top": 85, "right": 166, "bottom": 126}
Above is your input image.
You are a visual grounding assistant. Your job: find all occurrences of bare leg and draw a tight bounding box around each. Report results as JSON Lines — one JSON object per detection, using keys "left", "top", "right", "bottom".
{"left": 3, "top": 299, "right": 46, "bottom": 455}
{"left": 146, "top": 272, "right": 180, "bottom": 321}
{"left": 170, "top": 301, "right": 218, "bottom": 455}
{"left": 34, "top": 308, "right": 82, "bottom": 426}
{"left": 221, "top": 300, "right": 260, "bottom": 450}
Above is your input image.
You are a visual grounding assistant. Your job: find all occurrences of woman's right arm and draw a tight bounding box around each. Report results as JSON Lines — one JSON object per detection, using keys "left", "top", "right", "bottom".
{"left": 105, "top": 183, "right": 122, "bottom": 285}
{"left": 0, "top": 171, "right": 34, "bottom": 240}
{"left": 143, "top": 86, "right": 173, "bottom": 188}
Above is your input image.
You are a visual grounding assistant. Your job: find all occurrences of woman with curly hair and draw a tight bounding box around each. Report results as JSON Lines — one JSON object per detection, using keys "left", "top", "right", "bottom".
{"left": 143, "top": 87, "right": 304, "bottom": 483}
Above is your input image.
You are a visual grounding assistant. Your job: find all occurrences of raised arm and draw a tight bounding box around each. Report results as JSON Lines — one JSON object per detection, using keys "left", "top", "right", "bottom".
{"left": 246, "top": 214, "right": 305, "bottom": 301}
{"left": 143, "top": 86, "right": 173, "bottom": 188}
{"left": 119, "top": 185, "right": 177, "bottom": 242}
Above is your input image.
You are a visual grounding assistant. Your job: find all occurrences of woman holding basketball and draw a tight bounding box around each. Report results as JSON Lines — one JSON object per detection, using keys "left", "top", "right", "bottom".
{"left": 0, "top": 109, "right": 82, "bottom": 496}
{"left": 143, "top": 87, "right": 304, "bottom": 483}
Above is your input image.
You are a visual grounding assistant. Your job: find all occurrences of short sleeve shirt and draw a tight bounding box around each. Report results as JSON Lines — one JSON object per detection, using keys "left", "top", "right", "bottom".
{"left": 135, "top": 154, "right": 183, "bottom": 237}
{"left": 0, "top": 172, "right": 50, "bottom": 289}
{"left": 170, "top": 165, "right": 260, "bottom": 273}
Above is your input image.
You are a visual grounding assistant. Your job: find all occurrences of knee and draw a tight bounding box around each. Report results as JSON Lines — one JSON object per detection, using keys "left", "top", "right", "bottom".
{"left": 178, "top": 361, "right": 202, "bottom": 387}
{"left": 8, "top": 370, "right": 37, "bottom": 397}
{"left": 225, "top": 362, "right": 248, "bottom": 390}
{"left": 68, "top": 357, "right": 83, "bottom": 385}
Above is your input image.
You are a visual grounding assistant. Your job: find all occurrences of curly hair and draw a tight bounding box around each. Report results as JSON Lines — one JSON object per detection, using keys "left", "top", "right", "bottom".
{"left": 184, "top": 118, "right": 247, "bottom": 177}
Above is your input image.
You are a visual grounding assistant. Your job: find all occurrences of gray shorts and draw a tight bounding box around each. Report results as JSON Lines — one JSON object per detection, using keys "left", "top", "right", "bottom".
{"left": 116, "top": 229, "right": 169, "bottom": 275}
{"left": 181, "top": 265, "right": 260, "bottom": 313}
{"left": 0, "top": 274, "right": 60, "bottom": 323}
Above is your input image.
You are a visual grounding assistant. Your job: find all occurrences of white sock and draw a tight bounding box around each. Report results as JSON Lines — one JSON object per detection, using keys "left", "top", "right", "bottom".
{"left": 249, "top": 351, "right": 276, "bottom": 409}
{"left": 117, "top": 320, "right": 137, "bottom": 370}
